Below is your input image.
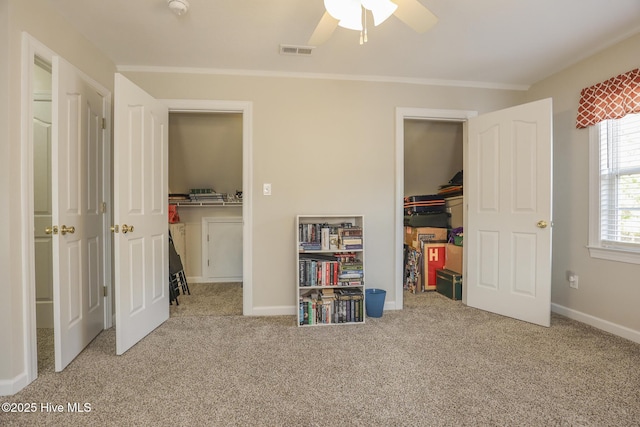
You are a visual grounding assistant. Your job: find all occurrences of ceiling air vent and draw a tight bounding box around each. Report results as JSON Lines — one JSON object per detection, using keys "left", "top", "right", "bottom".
{"left": 279, "top": 44, "right": 315, "bottom": 56}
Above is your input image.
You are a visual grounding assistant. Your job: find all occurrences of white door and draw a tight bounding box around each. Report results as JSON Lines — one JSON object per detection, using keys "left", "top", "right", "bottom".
{"left": 52, "top": 57, "right": 105, "bottom": 371}
{"left": 34, "top": 96, "right": 54, "bottom": 328}
{"left": 114, "top": 73, "right": 169, "bottom": 355}
{"left": 466, "top": 98, "right": 552, "bottom": 327}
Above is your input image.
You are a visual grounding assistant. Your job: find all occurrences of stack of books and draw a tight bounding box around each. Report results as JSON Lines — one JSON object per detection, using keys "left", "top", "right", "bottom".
{"left": 339, "top": 226, "right": 362, "bottom": 250}
{"left": 338, "top": 256, "right": 363, "bottom": 286}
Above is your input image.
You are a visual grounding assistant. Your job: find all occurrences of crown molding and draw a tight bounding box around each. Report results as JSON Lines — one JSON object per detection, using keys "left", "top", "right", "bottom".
{"left": 116, "top": 65, "right": 530, "bottom": 91}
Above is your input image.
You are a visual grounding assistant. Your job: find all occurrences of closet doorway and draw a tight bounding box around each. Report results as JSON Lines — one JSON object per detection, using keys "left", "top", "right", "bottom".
{"left": 32, "top": 56, "right": 54, "bottom": 370}
{"left": 168, "top": 109, "right": 246, "bottom": 316}
{"left": 395, "top": 108, "right": 477, "bottom": 309}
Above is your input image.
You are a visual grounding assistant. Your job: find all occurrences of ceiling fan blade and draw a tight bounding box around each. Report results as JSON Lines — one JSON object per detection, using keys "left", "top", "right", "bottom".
{"left": 308, "top": 11, "right": 339, "bottom": 46}
{"left": 393, "top": 0, "right": 438, "bottom": 33}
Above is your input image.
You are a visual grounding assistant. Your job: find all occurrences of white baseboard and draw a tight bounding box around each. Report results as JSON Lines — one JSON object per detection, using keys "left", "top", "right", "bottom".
{"left": 384, "top": 301, "right": 398, "bottom": 311}
{"left": 0, "top": 372, "right": 29, "bottom": 397}
{"left": 551, "top": 303, "right": 640, "bottom": 345}
{"left": 250, "top": 305, "right": 297, "bottom": 316}
{"left": 187, "top": 276, "right": 242, "bottom": 284}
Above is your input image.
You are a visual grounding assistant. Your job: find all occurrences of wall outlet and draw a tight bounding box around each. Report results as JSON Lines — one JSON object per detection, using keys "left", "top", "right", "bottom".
{"left": 567, "top": 270, "right": 579, "bottom": 289}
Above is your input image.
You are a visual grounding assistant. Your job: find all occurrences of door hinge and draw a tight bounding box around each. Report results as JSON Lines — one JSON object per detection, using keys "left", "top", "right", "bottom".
{"left": 207, "top": 259, "right": 210, "bottom": 267}
{"left": 103, "top": 286, "right": 108, "bottom": 297}
{"left": 102, "top": 118, "right": 106, "bottom": 130}
{"left": 207, "top": 234, "right": 209, "bottom": 242}
{"left": 100, "top": 202, "right": 107, "bottom": 213}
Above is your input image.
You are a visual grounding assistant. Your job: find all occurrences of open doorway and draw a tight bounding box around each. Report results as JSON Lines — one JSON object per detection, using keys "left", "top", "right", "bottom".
{"left": 23, "top": 35, "right": 112, "bottom": 381}
{"left": 32, "top": 56, "right": 55, "bottom": 372}
{"left": 394, "top": 108, "right": 477, "bottom": 309}
{"left": 168, "top": 111, "right": 244, "bottom": 317}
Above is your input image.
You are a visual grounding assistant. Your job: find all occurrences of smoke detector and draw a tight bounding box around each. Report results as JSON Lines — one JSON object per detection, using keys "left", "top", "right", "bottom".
{"left": 168, "top": 0, "right": 189, "bottom": 16}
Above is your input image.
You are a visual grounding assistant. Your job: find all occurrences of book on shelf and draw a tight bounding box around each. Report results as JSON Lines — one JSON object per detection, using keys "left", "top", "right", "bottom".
{"left": 339, "top": 227, "right": 363, "bottom": 236}
{"left": 338, "top": 272, "right": 363, "bottom": 279}
{"left": 340, "top": 261, "right": 363, "bottom": 269}
{"left": 341, "top": 238, "right": 363, "bottom": 246}
{"left": 299, "top": 242, "right": 322, "bottom": 251}
{"left": 334, "top": 252, "right": 358, "bottom": 262}
{"left": 339, "top": 280, "right": 363, "bottom": 287}
{"left": 341, "top": 244, "right": 363, "bottom": 250}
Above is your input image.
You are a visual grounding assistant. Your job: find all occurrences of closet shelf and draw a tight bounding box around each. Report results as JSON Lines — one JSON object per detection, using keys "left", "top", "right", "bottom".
{"left": 169, "top": 201, "right": 242, "bottom": 207}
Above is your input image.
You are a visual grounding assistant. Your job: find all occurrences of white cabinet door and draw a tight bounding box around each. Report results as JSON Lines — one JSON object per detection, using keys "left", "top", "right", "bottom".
{"left": 466, "top": 98, "right": 553, "bottom": 327}
{"left": 202, "top": 217, "right": 243, "bottom": 281}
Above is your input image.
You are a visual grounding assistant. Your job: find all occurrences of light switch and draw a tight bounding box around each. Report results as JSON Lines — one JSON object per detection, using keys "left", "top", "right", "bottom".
{"left": 263, "top": 183, "right": 272, "bottom": 196}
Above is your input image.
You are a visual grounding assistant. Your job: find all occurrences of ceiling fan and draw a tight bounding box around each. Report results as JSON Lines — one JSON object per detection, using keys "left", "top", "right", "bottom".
{"left": 308, "top": 0, "right": 438, "bottom": 45}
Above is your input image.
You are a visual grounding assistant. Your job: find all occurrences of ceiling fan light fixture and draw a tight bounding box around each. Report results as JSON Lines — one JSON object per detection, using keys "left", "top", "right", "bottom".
{"left": 168, "top": 0, "right": 189, "bottom": 16}
{"left": 324, "top": 0, "right": 363, "bottom": 30}
{"left": 361, "top": 0, "right": 397, "bottom": 26}
{"left": 324, "top": 0, "right": 397, "bottom": 33}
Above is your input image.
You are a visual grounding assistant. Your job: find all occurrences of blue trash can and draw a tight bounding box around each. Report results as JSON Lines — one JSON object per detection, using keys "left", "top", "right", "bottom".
{"left": 365, "top": 288, "right": 386, "bottom": 318}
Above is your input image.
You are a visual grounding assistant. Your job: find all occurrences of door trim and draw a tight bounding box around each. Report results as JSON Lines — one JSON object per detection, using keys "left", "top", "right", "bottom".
{"left": 394, "top": 108, "right": 477, "bottom": 310}
{"left": 20, "top": 33, "right": 112, "bottom": 385}
{"left": 160, "top": 99, "right": 253, "bottom": 316}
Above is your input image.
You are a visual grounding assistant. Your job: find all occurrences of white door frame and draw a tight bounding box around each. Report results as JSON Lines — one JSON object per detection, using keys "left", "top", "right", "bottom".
{"left": 161, "top": 99, "right": 253, "bottom": 316}
{"left": 394, "top": 107, "right": 477, "bottom": 309}
{"left": 20, "top": 33, "right": 112, "bottom": 384}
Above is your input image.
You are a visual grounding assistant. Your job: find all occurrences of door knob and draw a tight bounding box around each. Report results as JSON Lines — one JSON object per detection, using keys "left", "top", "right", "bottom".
{"left": 45, "top": 226, "right": 58, "bottom": 235}
{"left": 110, "top": 225, "right": 119, "bottom": 233}
{"left": 60, "top": 225, "right": 75, "bottom": 235}
{"left": 121, "top": 224, "right": 134, "bottom": 234}
{"left": 536, "top": 220, "right": 548, "bottom": 229}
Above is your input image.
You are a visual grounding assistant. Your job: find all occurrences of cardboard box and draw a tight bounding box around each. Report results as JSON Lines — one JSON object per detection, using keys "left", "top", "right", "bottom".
{"left": 422, "top": 243, "right": 446, "bottom": 291}
{"left": 436, "top": 269, "right": 462, "bottom": 300}
{"left": 404, "top": 226, "right": 414, "bottom": 246}
{"left": 445, "top": 196, "right": 463, "bottom": 229}
{"left": 410, "top": 227, "right": 448, "bottom": 251}
{"left": 445, "top": 243, "right": 463, "bottom": 274}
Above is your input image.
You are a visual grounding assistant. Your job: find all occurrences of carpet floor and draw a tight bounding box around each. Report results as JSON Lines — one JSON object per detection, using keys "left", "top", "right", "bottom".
{"left": 3, "top": 287, "right": 640, "bottom": 426}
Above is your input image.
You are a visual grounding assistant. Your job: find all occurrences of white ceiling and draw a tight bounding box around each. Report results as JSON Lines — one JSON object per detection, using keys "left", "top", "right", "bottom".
{"left": 49, "top": 0, "right": 640, "bottom": 89}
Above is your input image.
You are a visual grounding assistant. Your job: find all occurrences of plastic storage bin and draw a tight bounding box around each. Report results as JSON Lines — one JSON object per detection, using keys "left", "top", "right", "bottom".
{"left": 365, "top": 288, "right": 386, "bottom": 318}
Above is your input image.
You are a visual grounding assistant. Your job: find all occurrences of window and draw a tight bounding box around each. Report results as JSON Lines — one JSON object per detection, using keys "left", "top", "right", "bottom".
{"left": 589, "top": 113, "right": 640, "bottom": 263}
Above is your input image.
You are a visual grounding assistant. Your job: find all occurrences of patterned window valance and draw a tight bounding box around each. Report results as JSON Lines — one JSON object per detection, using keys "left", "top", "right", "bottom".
{"left": 576, "top": 68, "right": 640, "bottom": 129}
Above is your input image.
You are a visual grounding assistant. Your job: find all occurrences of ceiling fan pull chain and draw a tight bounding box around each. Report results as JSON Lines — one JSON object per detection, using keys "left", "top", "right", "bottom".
{"left": 360, "top": 6, "right": 368, "bottom": 44}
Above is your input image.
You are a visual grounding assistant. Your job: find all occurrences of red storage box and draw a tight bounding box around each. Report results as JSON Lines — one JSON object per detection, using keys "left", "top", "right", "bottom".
{"left": 421, "top": 243, "right": 446, "bottom": 291}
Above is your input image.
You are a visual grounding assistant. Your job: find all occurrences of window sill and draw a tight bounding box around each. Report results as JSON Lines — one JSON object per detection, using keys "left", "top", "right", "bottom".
{"left": 587, "top": 246, "right": 640, "bottom": 265}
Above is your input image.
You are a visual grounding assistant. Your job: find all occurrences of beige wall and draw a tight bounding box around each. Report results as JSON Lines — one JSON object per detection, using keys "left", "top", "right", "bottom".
{"left": 524, "top": 33, "right": 640, "bottom": 333}
{"left": 123, "top": 71, "right": 521, "bottom": 309}
{"left": 0, "top": 0, "right": 12, "bottom": 384}
{"left": 169, "top": 112, "right": 242, "bottom": 196}
{"left": 1, "top": 0, "right": 116, "bottom": 394}
{"left": 404, "top": 120, "right": 463, "bottom": 197}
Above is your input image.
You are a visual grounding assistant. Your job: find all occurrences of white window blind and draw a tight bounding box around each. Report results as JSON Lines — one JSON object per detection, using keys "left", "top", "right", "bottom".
{"left": 599, "top": 112, "right": 640, "bottom": 248}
